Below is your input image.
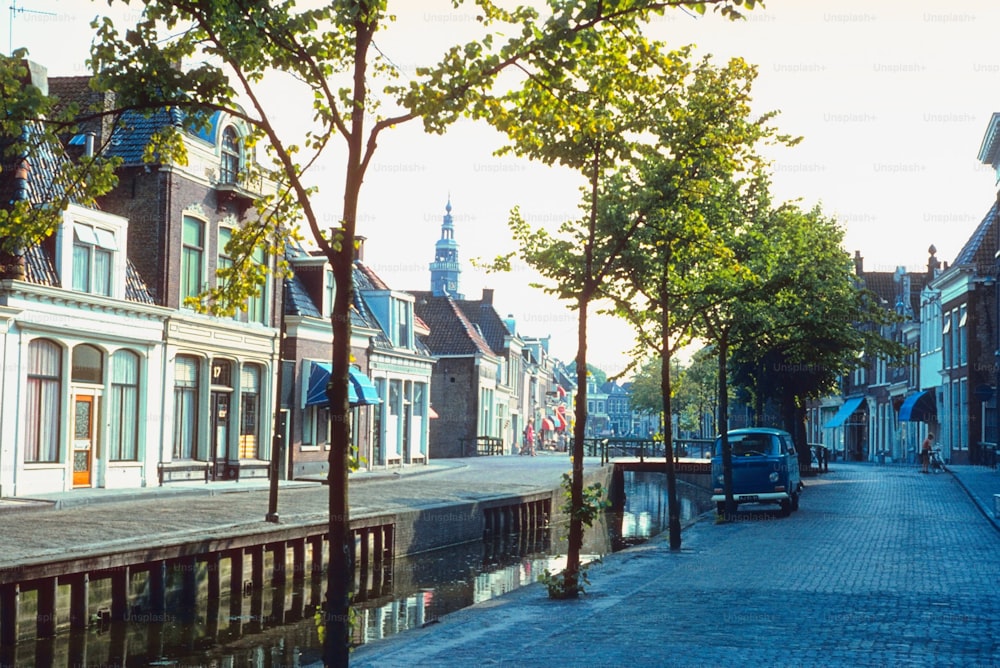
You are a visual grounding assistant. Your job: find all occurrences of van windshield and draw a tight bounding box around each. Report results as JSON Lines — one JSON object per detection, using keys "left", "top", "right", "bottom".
{"left": 715, "top": 433, "right": 780, "bottom": 457}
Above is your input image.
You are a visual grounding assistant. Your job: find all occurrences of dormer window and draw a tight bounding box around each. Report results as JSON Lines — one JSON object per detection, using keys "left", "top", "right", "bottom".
{"left": 220, "top": 126, "right": 241, "bottom": 184}
{"left": 72, "top": 223, "right": 115, "bottom": 296}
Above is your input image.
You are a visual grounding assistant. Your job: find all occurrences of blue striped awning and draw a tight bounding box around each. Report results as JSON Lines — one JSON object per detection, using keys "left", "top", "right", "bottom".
{"left": 305, "top": 362, "right": 380, "bottom": 407}
{"left": 823, "top": 396, "right": 864, "bottom": 429}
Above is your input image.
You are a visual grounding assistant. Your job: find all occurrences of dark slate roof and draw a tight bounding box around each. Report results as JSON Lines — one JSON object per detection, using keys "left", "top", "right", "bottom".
{"left": 283, "top": 273, "right": 322, "bottom": 318}
{"left": 23, "top": 244, "right": 59, "bottom": 285}
{"left": 0, "top": 122, "right": 66, "bottom": 206}
{"left": 861, "top": 272, "right": 896, "bottom": 308}
{"left": 105, "top": 108, "right": 186, "bottom": 165}
{"left": 411, "top": 291, "right": 495, "bottom": 357}
{"left": 455, "top": 299, "right": 510, "bottom": 355}
{"left": 125, "top": 261, "right": 155, "bottom": 304}
{"left": 283, "top": 257, "right": 382, "bottom": 332}
{"left": 952, "top": 201, "right": 999, "bottom": 272}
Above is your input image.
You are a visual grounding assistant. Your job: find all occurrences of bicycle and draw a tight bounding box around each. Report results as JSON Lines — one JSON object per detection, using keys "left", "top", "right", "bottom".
{"left": 929, "top": 448, "right": 945, "bottom": 474}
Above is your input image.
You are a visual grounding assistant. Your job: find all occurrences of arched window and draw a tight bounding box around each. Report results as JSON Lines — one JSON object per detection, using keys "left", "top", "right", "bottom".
{"left": 72, "top": 344, "right": 103, "bottom": 383}
{"left": 220, "top": 126, "right": 241, "bottom": 184}
{"left": 110, "top": 350, "right": 140, "bottom": 461}
{"left": 26, "top": 339, "right": 62, "bottom": 463}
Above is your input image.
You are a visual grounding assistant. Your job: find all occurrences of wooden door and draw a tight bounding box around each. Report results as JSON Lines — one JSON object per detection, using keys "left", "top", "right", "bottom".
{"left": 73, "top": 395, "right": 95, "bottom": 487}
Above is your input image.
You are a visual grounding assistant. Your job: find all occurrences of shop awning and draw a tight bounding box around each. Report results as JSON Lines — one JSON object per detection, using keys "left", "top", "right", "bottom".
{"left": 305, "top": 362, "right": 381, "bottom": 407}
{"left": 898, "top": 390, "right": 936, "bottom": 422}
{"left": 823, "top": 396, "right": 864, "bottom": 429}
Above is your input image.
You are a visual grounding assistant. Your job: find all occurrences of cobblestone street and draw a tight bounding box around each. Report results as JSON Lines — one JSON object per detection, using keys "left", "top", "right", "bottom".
{"left": 353, "top": 462, "right": 1000, "bottom": 668}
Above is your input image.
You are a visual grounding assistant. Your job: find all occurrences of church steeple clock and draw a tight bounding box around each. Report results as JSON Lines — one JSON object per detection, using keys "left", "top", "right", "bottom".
{"left": 429, "top": 199, "right": 463, "bottom": 298}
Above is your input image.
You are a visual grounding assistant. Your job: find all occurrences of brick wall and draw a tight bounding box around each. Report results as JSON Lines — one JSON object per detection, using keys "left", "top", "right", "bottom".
{"left": 429, "top": 358, "right": 478, "bottom": 458}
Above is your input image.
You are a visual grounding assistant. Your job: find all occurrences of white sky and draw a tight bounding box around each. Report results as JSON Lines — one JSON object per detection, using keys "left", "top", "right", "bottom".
{"left": 7, "top": 0, "right": 1000, "bottom": 375}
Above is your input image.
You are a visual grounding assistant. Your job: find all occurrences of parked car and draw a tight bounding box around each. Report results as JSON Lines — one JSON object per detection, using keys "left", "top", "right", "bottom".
{"left": 711, "top": 427, "right": 802, "bottom": 516}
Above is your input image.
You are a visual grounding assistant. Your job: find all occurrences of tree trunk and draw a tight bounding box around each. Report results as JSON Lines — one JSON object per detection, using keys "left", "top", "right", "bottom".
{"left": 324, "top": 7, "right": 373, "bottom": 667}
{"left": 565, "top": 294, "right": 588, "bottom": 595}
{"left": 660, "top": 266, "right": 681, "bottom": 550}
{"left": 718, "top": 332, "right": 735, "bottom": 516}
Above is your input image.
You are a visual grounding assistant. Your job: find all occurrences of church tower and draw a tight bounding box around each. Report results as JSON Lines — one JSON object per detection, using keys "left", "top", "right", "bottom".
{"left": 430, "top": 199, "right": 463, "bottom": 298}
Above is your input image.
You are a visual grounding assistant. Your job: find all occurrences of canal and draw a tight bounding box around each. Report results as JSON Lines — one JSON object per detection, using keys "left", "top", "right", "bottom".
{"left": 1, "top": 471, "right": 711, "bottom": 667}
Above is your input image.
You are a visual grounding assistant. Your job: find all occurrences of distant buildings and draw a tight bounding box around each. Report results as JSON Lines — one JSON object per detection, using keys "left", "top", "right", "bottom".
{"left": 808, "top": 112, "right": 1000, "bottom": 466}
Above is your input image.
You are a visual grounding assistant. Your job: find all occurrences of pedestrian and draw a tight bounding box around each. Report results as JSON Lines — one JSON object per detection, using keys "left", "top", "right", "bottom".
{"left": 921, "top": 433, "right": 934, "bottom": 473}
{"left": 816, "top": 444, "right": 828, "bottom": 473}
{"left": 522, "top": 419, "right": 536, "bottom": 457}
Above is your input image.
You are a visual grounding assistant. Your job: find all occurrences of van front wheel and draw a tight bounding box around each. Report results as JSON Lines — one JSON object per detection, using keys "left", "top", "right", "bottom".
{"left": 791, "top": 492, "right": 800, "bottom": 512}
{"left": 778, "top": 498, "right": 791, "bottom": 517}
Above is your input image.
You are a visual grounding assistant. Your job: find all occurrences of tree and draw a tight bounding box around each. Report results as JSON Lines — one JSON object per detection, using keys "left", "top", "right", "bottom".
{"left": 86, "top": 1, "right": 760, "bottom": 663}
{"left": 726, "top": 203, "right": 908, "bottom": 468}
{"left": 673, "top": 347, "right": 721, "bottom": 437}
{"left": 481, "top": 31, "right": 695, "bottom": 597}
{"left": 606, "top": 56, "right": 786, "bottom": 546}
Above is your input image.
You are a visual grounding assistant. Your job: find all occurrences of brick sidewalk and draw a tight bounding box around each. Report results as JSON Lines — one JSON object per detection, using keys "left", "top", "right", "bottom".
{"left": 350, "top": 462, "right": 1000, "bottom": 668}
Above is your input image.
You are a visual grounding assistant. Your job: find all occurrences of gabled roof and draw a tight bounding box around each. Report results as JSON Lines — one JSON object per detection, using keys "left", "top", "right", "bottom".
{"left": 952, "top": 201, "right": 999, "bottom": 271}
{"left": 455, "top": 299, "right": 511, "bottom": 355}
{"left": 411, "top": 291, "right": 495, "bottom": 357}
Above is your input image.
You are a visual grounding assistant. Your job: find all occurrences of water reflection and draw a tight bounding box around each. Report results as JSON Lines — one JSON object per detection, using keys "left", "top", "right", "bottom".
{"left": 4, "top": 471, "right": 709, "bottom": 667}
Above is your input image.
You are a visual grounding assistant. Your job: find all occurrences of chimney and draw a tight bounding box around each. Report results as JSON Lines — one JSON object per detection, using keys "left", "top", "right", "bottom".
{"left": 354, "top": 235, "right": 366, "bottom": 262}
{"left": 20, "top": 60, "right": 48, "bottom": 96}
{"left": 84, "top": 132, "right": 95, "bottom": 158}
{"left": 482, "top": 288, "right": 494, "bottom": 304}
{"left": 853, "top": 250, "right": 864, "bottom": 276}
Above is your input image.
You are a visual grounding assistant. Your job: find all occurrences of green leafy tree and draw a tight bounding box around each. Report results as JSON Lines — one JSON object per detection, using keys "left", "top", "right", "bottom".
{"left": 86, "top": 0, "right": 760, "bottom": 661}
{"left": 606, "top": 56, "right": 786, "bottom": 546}
{"left": 726, "top": 203, "right": 908, "bottom": 468}
{"left": 480, "top": 31, "right": 695, "bottom": 597}
{"left": 673, "top": 346, "right": 721, "bottom": 437}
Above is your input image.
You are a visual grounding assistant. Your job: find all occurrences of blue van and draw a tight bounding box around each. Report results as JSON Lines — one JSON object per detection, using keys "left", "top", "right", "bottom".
{"left": 711, "top": 428, "right": 802, "bottom": 516}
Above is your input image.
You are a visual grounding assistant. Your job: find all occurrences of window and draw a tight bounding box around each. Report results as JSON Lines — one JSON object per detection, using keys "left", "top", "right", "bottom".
{"left": 71, "top": 223, "right": 114, "bottom": 296}
{"left": 324, "top": 269, "right": 336, "bottom": 318}
{"left": 245, "top": 246, "right": 266, "bottom": 324}
{"left": 394, "top": 299, "right": 411, "bottom": 348}
{"left": 218, "top": 226, "right": 233, "bottom": 297}
{"left": 72, "top": 344, "right": 103, "bottom": 383}
{"left": 110, "top": 350, "right": 139, "bottom": 461}
{"left": 240, "top": 364, "right": 261, "bottom": 459}
{"left": 220, "top": 126, "right": 241, "bottom": 184}
{"left": 25, "top": 339, "right": 62, "bottom": 463}
{"left": 181, "top": 217, "right": 205, "bottom": 303}
{"left": 302, "top": 406, "right": 330, "bottom": 446}
{"left": 173, "top": 356, "right": 199, "bottom": 459}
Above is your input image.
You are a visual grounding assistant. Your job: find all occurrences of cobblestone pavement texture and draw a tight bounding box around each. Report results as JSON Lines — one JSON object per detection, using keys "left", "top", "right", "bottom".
{"left": 351, "top": 462, "right": 1000, "bottom": 668}
{"left": 0, "top": 455, "right": 577, "bottom": 571}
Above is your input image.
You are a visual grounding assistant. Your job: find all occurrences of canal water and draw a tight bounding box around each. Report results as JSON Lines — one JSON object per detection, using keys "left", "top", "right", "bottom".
{"left": 3, "top": 472, "right": 710, "bottom": 667}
